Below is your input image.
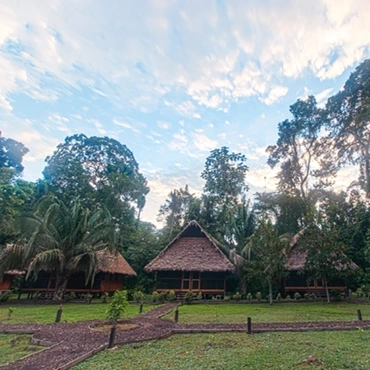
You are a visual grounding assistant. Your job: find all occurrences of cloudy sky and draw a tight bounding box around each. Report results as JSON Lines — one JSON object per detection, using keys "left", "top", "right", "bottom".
{"left": 1, "top": 0, "right": 369, "bottom": 225}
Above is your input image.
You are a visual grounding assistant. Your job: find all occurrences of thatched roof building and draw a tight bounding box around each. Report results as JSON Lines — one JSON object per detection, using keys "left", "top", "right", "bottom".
{"left": 97, "top": 249, "right": 136, "bottom": 276}
{"left": 145, "top": 220, "right": 234, "bottom": 273}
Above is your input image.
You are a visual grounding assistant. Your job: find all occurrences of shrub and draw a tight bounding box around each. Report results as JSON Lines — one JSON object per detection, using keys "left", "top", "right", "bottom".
{"left": 330, "top": 290, "right": 343, "bottom": 301}
{"left": 85, "top": 293, "right": 92, "bottom": 304}
{"left": 276, "top": 293, "right": 282, "bottom": 301}
{"left": 184, "top": 291, "right": 194, "bottom": 304}
{"left": 168, "top": 290, "right": 177, "bottom": 301}
{"left": 152, "top": 291, "right": 159, "bottom": 303}
{"left": 106, "top": 290, "right": 128, "bottom": 325}
{"left": 224, "top": 295, "right": 230, "bottom": 301}
{"left": 256, "top": 292, "right": 262, "bottom": 301}
{"left": 304, "top": 293, "right": 310, "bottom": 300}
{"left": 351, "top": 291, "right": 358, "bottom": 299}
{"left": 196, "top": 292, "right": 203, "bottom": 301}
{"left": 294, "top": 292, "right": 301, "bottom": 301}
{"left": 158, "top": 292, "right": 168, "bottom": 304}
{"left": 285, "top": 294, "right": 291, "bottom": 301}
{"left": 101, "top": 292, "right": 109, "bottom": 304}
{"left": 133, "top": 290, "right": 145, "bottom": 303}
{"left": 356, "top": 288, "right": 364, "bottom": 298}
{"left": 233, "top": 292, "right": 241, "bottom": 301}
{"left": 64, "top": 292, "right": 76, "bottom": 302}
{"left": 246, "top": 293, "right": 253, "bottom": 301}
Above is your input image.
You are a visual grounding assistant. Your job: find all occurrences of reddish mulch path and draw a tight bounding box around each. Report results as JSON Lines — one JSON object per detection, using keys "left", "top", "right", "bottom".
{"left": 1, "top": 303, "right": 370, "bottom": 370}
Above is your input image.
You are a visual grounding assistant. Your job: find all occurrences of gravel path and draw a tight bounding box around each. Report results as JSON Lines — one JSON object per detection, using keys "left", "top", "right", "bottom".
{"left": 1, "top": 303, "right": 370, "bottom": 370}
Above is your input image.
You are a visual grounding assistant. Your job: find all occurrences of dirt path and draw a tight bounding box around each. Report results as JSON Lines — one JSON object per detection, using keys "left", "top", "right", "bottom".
{"left": 1, "top": 302, "right": 370, "bottom": 370}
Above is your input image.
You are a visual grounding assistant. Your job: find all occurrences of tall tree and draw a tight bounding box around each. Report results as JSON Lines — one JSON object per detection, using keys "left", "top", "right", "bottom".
{"left": 0, "top": 135, "right": 29, "bottom": 173}
{"left": 0, "top": 196, "right": 115, "bottom": 300}
{"left": 201, "top": 147, "right": 249, "bottom": 244}
{"left": 326, "top": 59, "right": 370, "bottom": 197}
{"left": 244, "top": 214, "right": 288, "bottom": 304}
{"left": 267, "top": 96, "right": 327, "bottom": 203}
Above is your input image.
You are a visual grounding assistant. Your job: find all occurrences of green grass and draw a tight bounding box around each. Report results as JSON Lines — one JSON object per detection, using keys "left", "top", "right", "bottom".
{"left": 73, "top": 330, "right": 370, "bottom": 369}
{"left": 0, "top": 302, "right": 158, "bottom": 324}
{"left": 0, "top": 334, "right": 43, "bottom": 365}
{"left": 163, "top": 302, "right": 370, "bottom": 323}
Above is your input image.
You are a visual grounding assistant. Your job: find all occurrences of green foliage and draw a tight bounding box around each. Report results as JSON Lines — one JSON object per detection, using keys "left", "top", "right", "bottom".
{"left": 255, "top": 292, "right": 262, "bottom": 301}
{"left": 232, "top": 292, "right": 241, "bottom": 301}
{"left": 0, "top": 136, "right": 29, "bottom": 173}
{"left": 101, "top": 292, "right": 109, "bottom": 304}
{"left": 169, "top": 290, "right": 177, "bottom": 302}
{"left": 106, "top": 290, "right": 128, "bottom": 325}
{"left": 276, "top": 293, "right": 282, "bottom": 301}
{"left": 0, "top": 291, "right": 11, "bottom": 302}
{"left": 246, "top": 293, "right": 252, "bottom": 301}
{"left": 294, "top": 292, "right": 301, "bottom": 301}
{"left": 133, "top": 290, "right": 144, "bottom": 303}
{"left": 223, "top": 295, "right": 230, "bottom": 301}
{"left": 158, "top": 292, "right": 168, "bottom": 304}
{"left": 285, "top": 294, "right": 291, "bottom": 301}
{"left": 64, "top": 292, "right": 76, "bottom": 302}
{"left": 152, "top": 291, "right": 159, "bottom": 303}
{"left": 7, "top": 307, "right": 13, "bottom": 319}
{"left": 184, "top": 291, "right": 195, "bottom": 304}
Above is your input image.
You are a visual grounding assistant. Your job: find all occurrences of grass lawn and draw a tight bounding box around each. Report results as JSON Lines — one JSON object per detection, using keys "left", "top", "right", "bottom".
{"left": 0, "top": 302, "right": 158, "bottom": 324}
{"left": 163, "top": 302, "right": 370, "bottom": 323}
{"left": 73, "top": 330, "right": 370, "bottom": 370}
{"left": 0, "top": 334, "right": 43, "bottom": 366}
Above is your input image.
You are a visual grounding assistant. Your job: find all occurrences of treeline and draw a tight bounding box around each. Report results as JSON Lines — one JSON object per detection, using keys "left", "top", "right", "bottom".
{"left": 1, "top": 59, "right": 370, "bottom": 295}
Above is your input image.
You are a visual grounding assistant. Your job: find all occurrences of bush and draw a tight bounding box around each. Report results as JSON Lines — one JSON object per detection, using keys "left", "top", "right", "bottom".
{"left": 224, "top": 295, "right": 230, "bottom": 301}
{"left": 304, "top": 293, "right": 310, "bottom": 300}
{"left": 101, "top": 292, "right": 109, "bottom": 304}
{"left": 233, "top": 292, "right": 241, "bottom": 301}
{"left": 294, "top": 292, "right": 301, "bottom": 301}
{"left": 133, "top": 290, "right": 145, "bottom": 303}
{"left": 356, "top": 288, "right": 364, "bottom": 298}
{"left": 152, "top": 291, "right": 159, "bottom": 303}
{"left": 196, "top": 292, "right": 202, "bottom": 301}
{"left": 7, "top": 307, "right": 13, "bottom": 319}
{"left": 246, "top": 293, "right": 252, "bottom": 301}
{"left": 184, "top": 291, "right": 194, "bottom": 304}
{"left": 276, "top": 293, "right": 282, "bottom": 301}
{"left": 64, "top": 292, "right": 76, "bottom": 302}
{"left": 285, "top": 294, "right": 291, "bottom": 301}
{"left": 168, "top": 290, "right": 177, "bottom": 301}
{"left": 351, "top": 291, "right": 358, "bottom": 299}
{"left": 85, "top": 293, "right": 92, "bottom": 304}
{"left": 330, "top": 290, "right": 343, "bottom": 301}
{"left": 255, "top": 292, "right": 262, "bottom": 301}
{"left": 158, "top": 292, "right": 168, "bottom": 304}
{"left": 106, "top": 290, "right": 128, "bottom": 325}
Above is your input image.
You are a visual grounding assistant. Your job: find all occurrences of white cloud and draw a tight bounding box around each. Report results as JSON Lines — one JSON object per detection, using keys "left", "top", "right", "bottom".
{"left": 157, "top": 120, "right": 170, "bottom": 129}
{"left": 191, "top": 132, "right": 218, "bottom": 152}
{"left": 261, "top": 86, "right": 289, "bottom": 105}
{"left": 112, "top": 119, "right": 141, "bottom": 134}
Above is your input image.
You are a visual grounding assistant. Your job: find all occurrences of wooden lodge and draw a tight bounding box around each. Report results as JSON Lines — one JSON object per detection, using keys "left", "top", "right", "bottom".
{"left": 20, "top": 249, "right": 136, "bottom": 297}
{"left": 0, "top": 270, "right": 24, "bottom": 292}
{"left": 284, "top": 232, "right": 357, "bottom": 296}
{"left": 145, "top": 220, "right": 235, "bottom": 298}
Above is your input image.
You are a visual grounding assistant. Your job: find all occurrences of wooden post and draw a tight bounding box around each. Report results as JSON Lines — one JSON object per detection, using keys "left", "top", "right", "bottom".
{"left": 357, "top": 309, "right": 362, "bottom": 321}
{"left": 247, "top": 317, "right": 252, "bottom": 334}
{"left": 55, "top": 305, "right": 63, "bottom": 323}
{"left": 174, "top": 307, "right": 179, "bottom": 323}
{"left": 108, "top": 324, "right": 116, "bottom": 349}
{"left": 139, "top": 302, "right": 143, "bottom": 313}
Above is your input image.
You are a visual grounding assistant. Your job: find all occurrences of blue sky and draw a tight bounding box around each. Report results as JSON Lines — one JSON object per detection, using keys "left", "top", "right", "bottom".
{"left": 0, "top": 0, "right": 369, "bottom": 225}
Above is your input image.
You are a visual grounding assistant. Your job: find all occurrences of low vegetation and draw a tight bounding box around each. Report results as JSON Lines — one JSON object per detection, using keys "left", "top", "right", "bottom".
{"left": 0, "top": 302, "right": 157, "bottom": 324}
{"left": 163, "top": 302, "right": 370, "bottom": 324}
{"left": 0, "top": 334, "right": 42, "bottom": 366}
{"left": 73, "top": 331, "right": 370, "bottom": 370}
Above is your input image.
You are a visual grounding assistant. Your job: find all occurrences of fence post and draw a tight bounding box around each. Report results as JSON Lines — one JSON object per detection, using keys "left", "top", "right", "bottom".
{"left": 357, "top": 309, "right": 362, "bottom": 321}
{"left": 247, "top": 317, "right": 252, "bottom": 334}
{"left": 174, "top": 307, "right": 179, "bottom": 323}
{"left": 55, "top": 305, "right": 63, "bottom": 323}
{"left": 108, "top": 324, "right": 116, "bottom": 349}
{"left": 139, "top": 302, "right": 143, "bottom": 314}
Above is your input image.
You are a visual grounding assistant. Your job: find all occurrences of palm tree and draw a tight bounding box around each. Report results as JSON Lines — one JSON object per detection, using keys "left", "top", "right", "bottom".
{"left": 0, "top": 196, "right": 115, "bottom": 300}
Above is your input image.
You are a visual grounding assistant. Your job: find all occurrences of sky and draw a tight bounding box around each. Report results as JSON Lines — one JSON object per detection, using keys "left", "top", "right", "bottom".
{"left": 1, "top": 0, "right": 370, "bottom": 226}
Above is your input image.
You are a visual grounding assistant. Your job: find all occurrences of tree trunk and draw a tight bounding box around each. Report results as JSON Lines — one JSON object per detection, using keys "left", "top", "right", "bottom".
{"left": 54, "top": 276, "right": 69, "bottom": 301}
{"left": 267, "top": 279, "right": 273, "bottom": 305}
{"left": 324, "top": 277, "right": 330, "bottom": 304}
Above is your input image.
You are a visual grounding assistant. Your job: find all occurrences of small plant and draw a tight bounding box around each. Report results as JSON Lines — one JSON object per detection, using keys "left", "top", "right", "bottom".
{"left": 233, "top": 292, "right": 241, "bottom": 301}
{"left": 285, "top": 294, "right": 291, "bottom": 301}
{"left": 64, "top": 292, "right": 76, "bottom": 302}
{"left": 133, "top": 290, "right": 145, "bottom": 303}
{"left": 246, "top": 293, "right": 252, "bottom": 301}
{"left": 184, "top": 291, "right": 195, "bottom": 304}
{"left": 101, "top": 292, "right": 109, "bottom": 304}
{"left": 7, "top": 307, "right": 14, "bottom": 319}
{"left": 351, "top": 291, "right": 358, "bottom": 299}
{"left": 256, "top": 292, "right": 262, "bottom": 301}
{"left": 224, "top": 295, "right": 230, "bottom": 301}
{"left": 356, "top": 288, "right": 364, "bottom": 298}
{"left": 294, "top": 292, "right": 301, "bottom": 301}
{"left": 196, "top": 292, "right": 203, "bottom": 301}
{"left": 85, "top": 293, "right": 92, "bottom": 304}
{"left": 152, "top": 291, "right": 159, "bottom": 303}
{"left": 158, "top": 292, "right": 168, "bottom": 304}
{"left": 304, "top": 293, "right": 310, "bottom": 300}
{"left": 106, "top": 290, "right": 128, "bottom": 326}
{"left": 276, "top": 293, "right": 282, "bottom": 301}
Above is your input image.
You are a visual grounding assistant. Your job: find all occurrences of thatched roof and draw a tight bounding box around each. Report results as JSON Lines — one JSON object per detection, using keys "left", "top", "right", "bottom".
{"left": 286, "top": 231, "right": 358, "bottom": 271}
{"left": 144, "top": 220, "right": 235, "bottom": 273}
{"left": 4, "top": 270, "right": 25, "bottom": 275}
{"left": 97, "top": 249, "right": 136, "bottom": 276}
